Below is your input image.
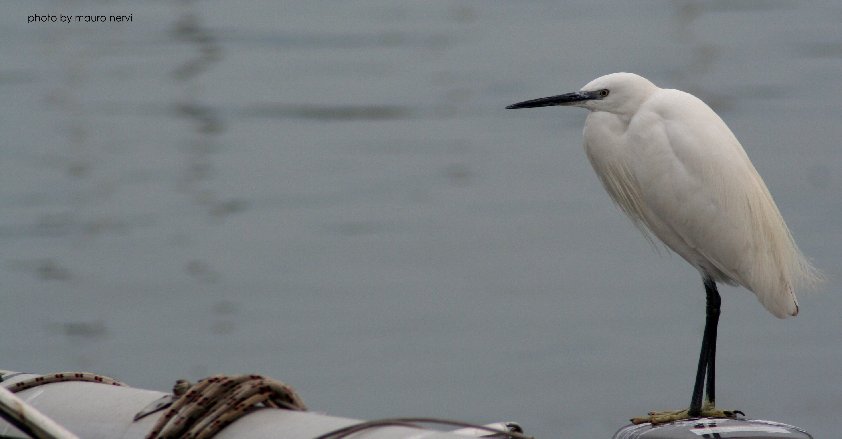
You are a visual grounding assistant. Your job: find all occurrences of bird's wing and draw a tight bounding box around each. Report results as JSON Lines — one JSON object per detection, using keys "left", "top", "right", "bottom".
{"left": 626, "top": 90, "right": 810, "bottom": 317}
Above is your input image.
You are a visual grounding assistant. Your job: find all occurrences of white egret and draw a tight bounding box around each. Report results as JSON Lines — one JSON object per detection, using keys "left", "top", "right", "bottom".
{"left": 507, "top": 73, "right": 820, "bottom": 424}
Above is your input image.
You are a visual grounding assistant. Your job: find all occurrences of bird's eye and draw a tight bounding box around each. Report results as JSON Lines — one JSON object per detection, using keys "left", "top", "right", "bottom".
{"left": 599, "top": 89, "right": 610, "bottom": 97}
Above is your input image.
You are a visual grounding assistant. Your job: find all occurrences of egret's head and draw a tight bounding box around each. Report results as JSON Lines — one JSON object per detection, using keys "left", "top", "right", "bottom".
{"left": 506, "top": 72, "right": 658, "bottom": 117}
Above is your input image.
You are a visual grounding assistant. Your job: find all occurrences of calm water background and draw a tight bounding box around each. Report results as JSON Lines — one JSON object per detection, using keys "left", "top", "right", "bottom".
{"left": 2, "top": 1, "right": 842, "bottom": 437}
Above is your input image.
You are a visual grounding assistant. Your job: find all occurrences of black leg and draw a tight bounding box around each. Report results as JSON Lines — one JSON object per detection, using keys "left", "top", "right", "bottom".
{"left": 704, "top": 279, "right": 721, "bottom": 405}
{"left": 688, "top": 312, "right": 710, "bottom": 416}
{"left": 688, "top": 277, "right": 721, "bottom": 417}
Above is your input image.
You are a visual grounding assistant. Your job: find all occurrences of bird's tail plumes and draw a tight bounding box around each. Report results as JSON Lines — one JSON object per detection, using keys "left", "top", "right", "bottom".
{"left": 741, "top": 177, "right": 823, "bottom": 318}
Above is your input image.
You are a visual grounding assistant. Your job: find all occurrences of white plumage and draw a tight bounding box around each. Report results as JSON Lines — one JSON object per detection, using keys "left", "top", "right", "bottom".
{"left": 578, "top": 73, "right": 819, "bottom": 318}
{"left": 507, "top": 72, "right": 821, "bottom": 423}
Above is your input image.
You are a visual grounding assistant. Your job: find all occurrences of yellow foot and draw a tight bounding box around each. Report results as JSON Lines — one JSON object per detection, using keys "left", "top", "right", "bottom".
{"left": 630, "top": 403, "right": 744, "bottom": 425}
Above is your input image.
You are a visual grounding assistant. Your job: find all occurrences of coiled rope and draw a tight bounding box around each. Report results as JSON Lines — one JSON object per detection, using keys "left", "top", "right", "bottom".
{"left": 2, "top": 371, "right": 532, "bottom": 439}
{"left": 145, "top": 374, "right": 307, "bottom": 439}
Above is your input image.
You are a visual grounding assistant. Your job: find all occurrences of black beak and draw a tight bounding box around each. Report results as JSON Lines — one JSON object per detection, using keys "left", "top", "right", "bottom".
{"left": 506, "top": 91, "right": 598, "bottom": 109}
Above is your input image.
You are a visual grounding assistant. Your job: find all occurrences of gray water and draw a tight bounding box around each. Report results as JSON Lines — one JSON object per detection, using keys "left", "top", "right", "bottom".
{"left": 2, "top": 1, "right": 842, "bottom": 437}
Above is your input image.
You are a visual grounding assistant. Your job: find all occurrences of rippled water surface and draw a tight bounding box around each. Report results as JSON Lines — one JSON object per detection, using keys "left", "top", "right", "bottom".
{"left": 2, "top": 1, "right": 842, "bottom": 437}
